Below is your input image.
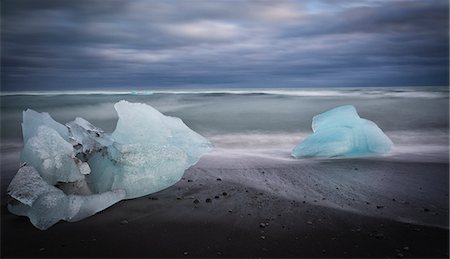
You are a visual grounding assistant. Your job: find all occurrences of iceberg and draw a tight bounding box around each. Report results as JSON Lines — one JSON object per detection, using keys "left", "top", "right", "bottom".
{"left": 8, "top": 101, "right": 213, "bottom": 229}
{"left": 292, "top": 105, "right": 393, "bottom": 158}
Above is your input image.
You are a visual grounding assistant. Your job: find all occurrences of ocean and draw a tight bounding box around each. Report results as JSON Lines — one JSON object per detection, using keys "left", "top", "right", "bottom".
{"left": 1, "top": 87, "right": 449, "bottom": 187}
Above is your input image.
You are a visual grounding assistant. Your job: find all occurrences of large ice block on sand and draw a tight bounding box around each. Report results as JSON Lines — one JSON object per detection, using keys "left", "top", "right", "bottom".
{"left": 292, "top": 105, "right": 393, "bottom": 158}
{"left": 8, "top": 101, "right": 212, "bottom": 229}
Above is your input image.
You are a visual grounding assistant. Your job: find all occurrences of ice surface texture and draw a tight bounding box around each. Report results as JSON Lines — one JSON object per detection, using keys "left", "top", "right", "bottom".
{"left": 89, "top": 101, "right": 213, "bottom": 199}
{"left": 8, "top": 166, "right": 126, "bottom": 230}
{"left": 292, "top": 105, "right": 393, "bottom": 158}
{"left": 8, "top": 100, "right": 212, "bottom": 229}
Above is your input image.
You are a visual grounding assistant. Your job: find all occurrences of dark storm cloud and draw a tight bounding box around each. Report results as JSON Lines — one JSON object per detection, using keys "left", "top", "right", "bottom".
{"left": 1, "top": 0, "right": 448, "bottom": 91}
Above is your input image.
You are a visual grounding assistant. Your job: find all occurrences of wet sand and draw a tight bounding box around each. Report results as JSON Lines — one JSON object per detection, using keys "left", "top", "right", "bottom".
{"left": 1, "top": 150, "right": 449, "bottom": 258}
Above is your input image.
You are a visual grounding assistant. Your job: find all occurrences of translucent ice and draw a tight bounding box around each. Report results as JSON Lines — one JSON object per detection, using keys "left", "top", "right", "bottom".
{"left": 22, "top": 109, "right": 69, "bottom": 142}
{"left": 88, "top": 101, "right": 213, "bottom": 199}
{"left": 8, "top": 100, "right": 212, "bottom": 229}
{"left": 113, "top": 101, "right": 212, "bottom": 165}
{"left": 66, "top": 117, "right": 113, "bottom": 154}
{"left": 21, "top": 126, "right": 87, "bottom": 185}
{"left": 292, "top": 105, "right": 393, "bottom": 158}
{"left": 8, "top": 166, "right": 125, "bottom": 230}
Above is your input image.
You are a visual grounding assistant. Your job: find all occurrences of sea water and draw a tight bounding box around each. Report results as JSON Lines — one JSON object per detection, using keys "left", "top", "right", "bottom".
{"left": 1, "top": 87, "right": 449, "bottom": 195}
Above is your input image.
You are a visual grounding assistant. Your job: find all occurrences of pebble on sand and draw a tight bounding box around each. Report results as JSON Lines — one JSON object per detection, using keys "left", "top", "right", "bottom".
{"left": 374, "top": 232, "right": 385, "bottom": 239}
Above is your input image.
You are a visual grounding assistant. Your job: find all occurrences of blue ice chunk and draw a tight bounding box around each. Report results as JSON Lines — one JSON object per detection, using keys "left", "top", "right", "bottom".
{"left": 8, "top": 100, "right": 213, "bottom": 229}
{"left": 88, "top": 101, "right": 213, "bottom": 199}
{"left": 292, "top": 105, "right": 393, "bottom": 158}
{"left": 7, "top": 166, "right": 125, "bottom": 230}
{"left": 21, "top": 126, "right": 87, "bottom": 185}
{"left": 311, "top": 105, "right": 360, "bottom": 131}
{"left": 22, "top": 109, "right": 69, "bottom": 143}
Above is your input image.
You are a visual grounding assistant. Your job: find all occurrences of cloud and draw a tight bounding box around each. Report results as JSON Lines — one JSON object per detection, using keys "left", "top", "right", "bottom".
{"left": 1, "top": 0, "right": 448, "bottom": 90}
{"left": 164, "top": 20, "right": 242, "bottom": 41}
{"left": 93, "top": 48, "right": 171, "bottom": 63}
{"left": 254, "top": 2, "right": 304, "bottom": 22}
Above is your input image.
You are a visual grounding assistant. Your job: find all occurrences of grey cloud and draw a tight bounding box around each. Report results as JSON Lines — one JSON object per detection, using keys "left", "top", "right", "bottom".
{"left": 1, "top": 0, "right": 448, "bottom": 91}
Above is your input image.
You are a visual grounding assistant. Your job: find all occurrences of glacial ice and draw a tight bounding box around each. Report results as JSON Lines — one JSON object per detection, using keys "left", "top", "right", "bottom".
{"left": 21, "top": 126, "right": 87, "bottom": 185}
{"left": 8, "top": 166, "right": 126, "bottom": 230}
{"left": 88, "top": 101, "right": 213, "bottom": 199}
{"left": 292, "top": 105, "right": 393, "bottom": 158}
{"left": 8, "top": 100, "right": 212, "bottom": 229}
{"left": 66, "top": 117, "right": 113, "bottom": 154}
{"left": 22, "top": 109, "right": 69, "bottom": 142}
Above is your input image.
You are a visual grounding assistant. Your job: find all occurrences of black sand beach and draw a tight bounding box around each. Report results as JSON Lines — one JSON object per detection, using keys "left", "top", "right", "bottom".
{"left": 2, "top": 149, "right": 448, "bottom": 258}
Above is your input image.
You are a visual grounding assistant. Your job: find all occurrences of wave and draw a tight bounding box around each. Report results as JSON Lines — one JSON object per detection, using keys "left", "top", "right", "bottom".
{"left": 1, "top": 87, "right": 448, "bottom": 98}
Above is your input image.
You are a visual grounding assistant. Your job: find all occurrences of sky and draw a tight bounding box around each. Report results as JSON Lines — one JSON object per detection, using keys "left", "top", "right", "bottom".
{"left": 1, "top": 0, "right": 449, "bottom": 91}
